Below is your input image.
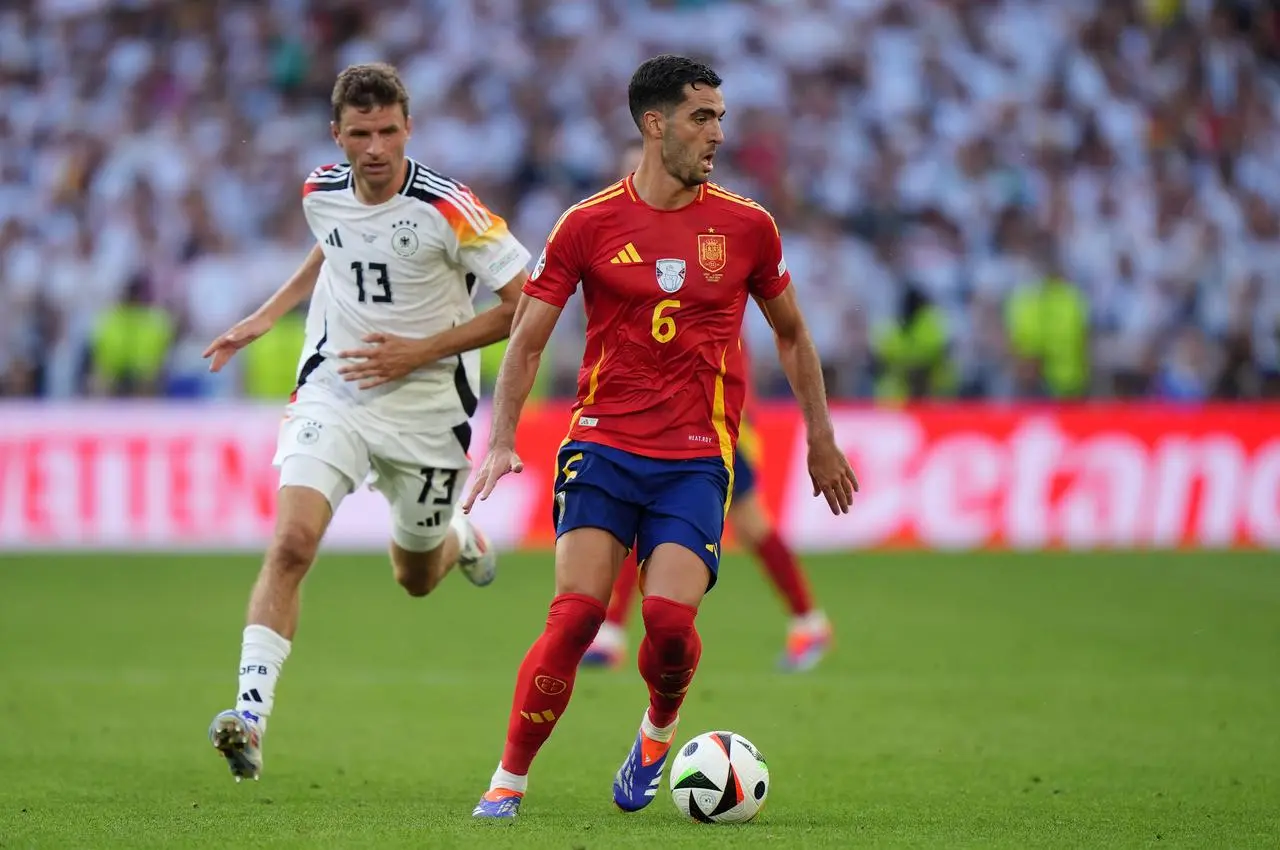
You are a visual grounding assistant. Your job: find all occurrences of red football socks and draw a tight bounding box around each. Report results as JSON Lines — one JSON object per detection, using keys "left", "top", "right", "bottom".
{"left": 756, "top": 530, "right": 813, "bottom": 616}
{"left": 637, "top": 596, "right": 701, "bottom": 728}
{"left": 605, "top": 552, "right": 640, "bottom": 627}
{"left": 501, "top": 593, "right": 606, "bottom": 774}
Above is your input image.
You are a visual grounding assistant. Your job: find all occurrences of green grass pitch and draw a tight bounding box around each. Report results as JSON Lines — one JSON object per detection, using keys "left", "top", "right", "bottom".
{"left": 0, "top": 549, "right": 1277, "bottom": 848}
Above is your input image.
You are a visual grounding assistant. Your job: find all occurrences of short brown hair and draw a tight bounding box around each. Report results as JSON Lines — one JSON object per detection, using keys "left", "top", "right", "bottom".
{"left": 331, "top": 63, "right": 410, "bottom": 124}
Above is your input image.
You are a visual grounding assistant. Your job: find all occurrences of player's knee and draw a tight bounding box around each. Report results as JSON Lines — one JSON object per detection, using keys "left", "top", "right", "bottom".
{"left": 641, "top": 596, "right": 700, "bottom": 661}
{"left": 552, "top": 528, "right": 629, "bottom": 602}
{"left": 397, "top": 571, "right": 434, "bottom": 597}
{"left": 546, "top": 593, "right": 608, "bottom": 653}
{"left": 267, "top": 469, "right": 342, "bottom": 580}
{"left": 554, "top": 573, "right": 614, "bottom": 603}
{"left": 267, "top": 522, "right": 322, "bottom": 577}
{"left": 639, "top": 545, "right": 709, "bottom": 609}
{"left": 390, "top": 544, "right": 442, "bottom": 597}
{"left": 402, "top": 582, "right": 431, "bottom": 598}
{"left": 734, "top": 516, "right": 769, "bottom": 550}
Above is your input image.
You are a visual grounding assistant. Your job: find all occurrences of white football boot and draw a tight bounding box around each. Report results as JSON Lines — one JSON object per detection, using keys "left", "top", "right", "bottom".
{"left": 452, "top": 512, "right": 497, "bottom": 586}
{"left": 208, "top": 709, "right": 265, "bottom": 782}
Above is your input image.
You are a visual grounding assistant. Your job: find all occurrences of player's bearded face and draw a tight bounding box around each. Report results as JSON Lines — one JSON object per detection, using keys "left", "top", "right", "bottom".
{"left": 660, "top": 85, "right": 725, "bottom": 187}
{"left": 332, "top": 104, "right": 412, "bottom": 192}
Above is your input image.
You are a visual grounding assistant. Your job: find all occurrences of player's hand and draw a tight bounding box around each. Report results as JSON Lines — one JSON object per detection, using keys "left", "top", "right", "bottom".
{"left": 337, "top": 333, "right": 426, "bottom": 389}
{"left": 807, "top": 435, "right": 858, "bottom": 515}
{"left": 462, "top": 446, "right": 524, "bottom": 514}
{"left": 203, "top": 314, "right": 273, "bottom": 372}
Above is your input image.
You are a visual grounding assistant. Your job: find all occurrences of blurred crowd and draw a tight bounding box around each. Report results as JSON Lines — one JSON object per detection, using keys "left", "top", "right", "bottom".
{"left": 2, "top": 0, "right": 1279, "bottom": 403}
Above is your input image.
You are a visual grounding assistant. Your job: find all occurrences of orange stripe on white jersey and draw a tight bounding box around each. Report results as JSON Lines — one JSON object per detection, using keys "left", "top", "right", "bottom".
{"left": 406, "top": 163, "right": 496, "bottom": 240}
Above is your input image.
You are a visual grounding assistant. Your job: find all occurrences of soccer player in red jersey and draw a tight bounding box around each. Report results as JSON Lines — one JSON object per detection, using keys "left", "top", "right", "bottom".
{"left": 463, "top": 55, "right": 857, "bottom": 819}
{"left": 583, "top": 143, "right": 834, "bottom": 673}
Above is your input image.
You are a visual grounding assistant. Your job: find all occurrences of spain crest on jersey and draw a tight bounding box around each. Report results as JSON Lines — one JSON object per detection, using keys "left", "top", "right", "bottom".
{"left": 697, "top": 233, "right": 727, "bottom": 273}
{"left": 656, "top": 258, "right": 686, "bottom": 293}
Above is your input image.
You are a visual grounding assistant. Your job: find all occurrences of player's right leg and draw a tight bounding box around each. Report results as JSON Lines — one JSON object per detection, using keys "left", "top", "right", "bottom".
{"left": 367, "top": 454, "right": 494, "bottom": 596}
{"left": 473, "top": 443, "right": 638, "bottom": 819}
{"left": 386, "top": 513, "right": 493, "bottom": 596}
{"left": 581, "top": 550, "right": 640, "bottom": 669}
{"left": 209, "top": 406, "right": 365, "bottom": 782}
{"left": 612, "top": 455, "right": 729, "bottom": 812}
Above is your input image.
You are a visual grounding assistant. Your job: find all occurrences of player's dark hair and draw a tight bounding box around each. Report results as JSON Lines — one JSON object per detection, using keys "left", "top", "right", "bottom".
{"left": 331, "top": 63, "right": 410, "bottom": 124}
{"left": 627, "top": 54, "right": 722, "bottom": 130}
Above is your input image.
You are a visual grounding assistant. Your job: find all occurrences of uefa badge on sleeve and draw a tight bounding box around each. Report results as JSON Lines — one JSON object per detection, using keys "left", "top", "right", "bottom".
{"left": 655, "top": 258, "right": 686, "bottom": 293}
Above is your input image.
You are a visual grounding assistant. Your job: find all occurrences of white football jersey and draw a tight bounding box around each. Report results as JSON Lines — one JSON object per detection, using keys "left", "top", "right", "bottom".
{"left": 297, "top": 158, "right": 530, "bottom": 433}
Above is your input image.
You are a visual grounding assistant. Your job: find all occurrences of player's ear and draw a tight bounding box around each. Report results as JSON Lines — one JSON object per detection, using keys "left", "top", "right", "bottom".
{"left": 643, "top": 109, "right": 663, "bottom": 141}
{"left": 330, "top": 121, "right": 341, "bottom": 146}
{"left": 404, "top": 115, "right": 413, "bottom": 139}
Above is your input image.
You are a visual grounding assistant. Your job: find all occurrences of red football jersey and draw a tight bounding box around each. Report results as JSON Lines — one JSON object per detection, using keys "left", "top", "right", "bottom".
{"left": 739, "top": 336, "right": 757, "bottom": 419}
{"left": 523, "top": 176, "right": 792, "bottom": 461}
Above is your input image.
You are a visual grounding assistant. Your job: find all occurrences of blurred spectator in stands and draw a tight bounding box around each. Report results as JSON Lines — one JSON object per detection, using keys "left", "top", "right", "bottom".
{"left": 873, "top": 284, "right": 956, "bottom": 402}
{"left": 241, "top": 305, "right": 308, "bottom": 402}
{"left": 1006, "top": 239, "right": 1090, "bottom": 399}
{"left": 1155, "top": 322, "right": 1219, "bottom": 401}
{"left": 89, "top": 274, "right": 173, "bottom": 398}
{"left": 163, "top": 311, "right": 215, "bottom": 399}
{"left": 957, "top": 293, "right": 1017, "bottom": 400}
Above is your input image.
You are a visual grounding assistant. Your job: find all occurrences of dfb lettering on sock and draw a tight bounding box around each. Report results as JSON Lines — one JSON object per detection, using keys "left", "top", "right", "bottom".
{"left": 236, "top": 624, "right": 291, "bottom": 721}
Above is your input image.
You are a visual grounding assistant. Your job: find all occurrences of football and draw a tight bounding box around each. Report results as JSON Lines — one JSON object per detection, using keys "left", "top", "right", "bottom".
{"left": 669, "top": 731, "right": 769, "bottom": 823}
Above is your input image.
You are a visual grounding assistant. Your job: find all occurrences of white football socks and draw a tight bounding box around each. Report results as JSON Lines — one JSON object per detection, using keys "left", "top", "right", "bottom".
{"left": 235, "top": 624, "right": 291, "bottom": 723}
{"left": 490, "top": 763, "right": 529, "bottom": 794}
{"left": 792, "top": 610, "right": 830, "bottom": 631}
{"left": 642, "top": 710, "right": 678, "bottom": 742}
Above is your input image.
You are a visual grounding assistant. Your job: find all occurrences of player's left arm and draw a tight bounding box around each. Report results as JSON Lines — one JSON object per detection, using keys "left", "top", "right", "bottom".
{"left": 750, "top": 218, "right": 858, "bottom": 515}
{"left": 421, "top": 269, "right": 526, "bottom": 360}
{"left": 338, "top": 191, "right": 531, "bottom": 388}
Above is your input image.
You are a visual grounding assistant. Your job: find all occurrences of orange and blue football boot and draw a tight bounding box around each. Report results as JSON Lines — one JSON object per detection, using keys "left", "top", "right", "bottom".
{"left": 779, "top": 612, "right": 833, "bottom": 672}
{"left": 612, "top": 713, "right": 676, "bottom": 811}
{"left": 471, "top": 788, "right": 523, "bottom": 819}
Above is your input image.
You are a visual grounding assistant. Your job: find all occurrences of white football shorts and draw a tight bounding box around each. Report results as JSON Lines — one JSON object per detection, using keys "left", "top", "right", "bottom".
{"left": 273, "top": 383, "right": 473, "bottom": 552}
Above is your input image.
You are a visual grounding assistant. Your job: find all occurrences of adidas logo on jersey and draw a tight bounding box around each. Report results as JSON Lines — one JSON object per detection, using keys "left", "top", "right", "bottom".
{"left": 324, "top": 228, "right": 343, "bottom": 248}
{"left": 609, "top": 243, "right": 643, "bottom": 264}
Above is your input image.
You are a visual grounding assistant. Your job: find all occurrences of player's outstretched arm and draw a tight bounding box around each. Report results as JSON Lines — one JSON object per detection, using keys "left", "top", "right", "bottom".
{"left": 462, "top": 293, "right": 562, "bottom": 513}
{"left": 756, "top": 286, "right": 859, "bottom": 514}
{"left": 337, "top": 271, "right": 526, "bottom": 389}
{"left": 203, "top": 243, "right": 325, "bottom": 373}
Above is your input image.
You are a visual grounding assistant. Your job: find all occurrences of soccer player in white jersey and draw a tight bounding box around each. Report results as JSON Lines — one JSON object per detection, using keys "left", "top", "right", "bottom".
{"left": 200, "top": 63, "right": 532, "bottom": 782}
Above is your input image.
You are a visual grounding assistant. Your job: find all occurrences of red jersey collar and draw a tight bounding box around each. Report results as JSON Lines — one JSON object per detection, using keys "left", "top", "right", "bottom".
{"left": 624, "top": 174, "right": 706, "bottom": 208}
